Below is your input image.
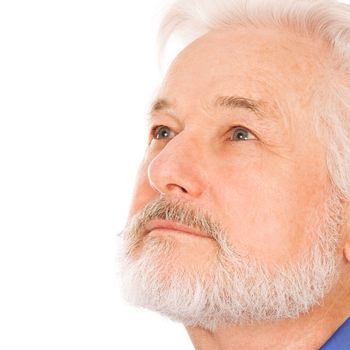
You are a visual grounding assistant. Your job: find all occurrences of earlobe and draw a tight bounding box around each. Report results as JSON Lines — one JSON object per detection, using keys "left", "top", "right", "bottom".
{"left": 343, "top": 216, "right": 350, "bottom": 263}
{"left": 342, "top": 204, "right": 350, "bottom": 263}
{"left": 343, "top": 242, "right": 350, "bottom": 263}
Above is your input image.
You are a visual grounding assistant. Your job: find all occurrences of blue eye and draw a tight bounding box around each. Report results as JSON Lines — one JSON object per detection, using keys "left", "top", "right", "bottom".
{"left": 150, "top": 125, "right": 256, "bottom": 142}
{"left": 231, "top": 127, "right": 256, "bottom": 141}
{"left": 152, "top": 125, "right": 175, "bottom": 140}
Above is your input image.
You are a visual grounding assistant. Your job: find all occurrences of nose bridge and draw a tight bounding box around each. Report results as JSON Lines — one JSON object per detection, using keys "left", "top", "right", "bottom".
{"left": 147, "top": 131, "right": 207, "bottom": 197}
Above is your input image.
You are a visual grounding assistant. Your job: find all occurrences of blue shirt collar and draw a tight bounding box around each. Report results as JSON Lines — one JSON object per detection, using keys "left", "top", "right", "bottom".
{"left": 320, "top": 317, "right": 350, "bottom": 349}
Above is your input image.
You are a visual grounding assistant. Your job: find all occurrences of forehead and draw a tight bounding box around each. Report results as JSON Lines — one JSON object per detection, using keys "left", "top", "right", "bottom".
{"left": 158, "top": 26, "right": 328, "bottom": 120}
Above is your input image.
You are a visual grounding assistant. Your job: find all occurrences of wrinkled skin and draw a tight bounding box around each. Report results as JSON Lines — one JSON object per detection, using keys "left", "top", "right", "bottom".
{"left": 125, "top": 26, "right": 350, "bottom": 349}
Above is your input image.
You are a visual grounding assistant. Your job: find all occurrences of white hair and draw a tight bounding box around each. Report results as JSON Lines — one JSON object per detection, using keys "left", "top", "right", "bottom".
{"left": 158, "top": 0, "right": 350, "bottom": 201}
{"left": 119, "top": 187, "right": 344, "bottom": 331}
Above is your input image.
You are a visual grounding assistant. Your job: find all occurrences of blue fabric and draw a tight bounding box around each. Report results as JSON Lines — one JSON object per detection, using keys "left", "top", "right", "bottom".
{"left": 320, "top": 317, "right": 350, "bottom": 349}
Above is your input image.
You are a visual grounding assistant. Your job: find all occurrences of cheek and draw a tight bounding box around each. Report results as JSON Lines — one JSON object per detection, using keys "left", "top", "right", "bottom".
{"left": 215, "top": 175, "right": 298, "bottom": 262}
{"left": 210, "top": 153, "right": 326, "bottom": 264}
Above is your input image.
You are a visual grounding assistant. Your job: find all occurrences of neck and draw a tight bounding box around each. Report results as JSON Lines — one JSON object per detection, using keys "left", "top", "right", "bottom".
{"left": 186, "top": 276, "right": 350, "bottom": 350}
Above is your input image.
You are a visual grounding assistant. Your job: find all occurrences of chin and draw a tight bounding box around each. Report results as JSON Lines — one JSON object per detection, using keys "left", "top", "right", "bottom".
{"left": 141, "top": 234, "right": 217, "bottom": 274}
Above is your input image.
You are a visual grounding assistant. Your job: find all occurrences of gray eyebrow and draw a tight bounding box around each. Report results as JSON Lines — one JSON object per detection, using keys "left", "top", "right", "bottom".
{"left": 148, "top": 95, "right": 279, "bottom": 124}
{"left": 214, "top": 95, "right": 263, "bottom": 114}
{"left": 150, "top": 98, "right": 171, "bottom": 114}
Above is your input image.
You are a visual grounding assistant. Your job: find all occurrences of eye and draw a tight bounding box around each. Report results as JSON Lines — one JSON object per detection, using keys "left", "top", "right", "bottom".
{"left": 230, "top": 126, "right": 257, "bottom": 141}
{"left": 151, "top": 125, "right": 176, "bottom": 140}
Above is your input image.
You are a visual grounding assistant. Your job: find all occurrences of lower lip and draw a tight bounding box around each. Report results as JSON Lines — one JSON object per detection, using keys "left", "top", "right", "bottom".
{"left": 147, "top": 228, "right": 213, "bottom": 240}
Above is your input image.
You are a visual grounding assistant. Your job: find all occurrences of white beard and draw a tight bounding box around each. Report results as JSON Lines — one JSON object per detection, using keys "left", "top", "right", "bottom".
{"left": 118, "top": 187, "right": 345, "bottom": 331}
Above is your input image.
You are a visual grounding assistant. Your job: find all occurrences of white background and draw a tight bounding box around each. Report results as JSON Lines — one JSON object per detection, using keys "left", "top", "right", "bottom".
{"left": 1, "top": 1, "right": 350, "bottom": 349}
{"left": 0, "top": 0, "right": 192, "bottom": 349}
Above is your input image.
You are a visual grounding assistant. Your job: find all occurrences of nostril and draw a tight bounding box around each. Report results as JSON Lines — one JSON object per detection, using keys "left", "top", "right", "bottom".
{"left": 167, "top": 183, "right": 188, "bottom": 194}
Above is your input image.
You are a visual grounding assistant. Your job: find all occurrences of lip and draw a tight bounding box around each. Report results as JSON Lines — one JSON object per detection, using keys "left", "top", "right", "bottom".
{"left": 145, "top": 219, "right": 213, "bottom": 240}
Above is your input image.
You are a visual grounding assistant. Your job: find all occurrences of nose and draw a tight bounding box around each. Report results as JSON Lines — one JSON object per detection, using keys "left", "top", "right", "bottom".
{"left": 147, "top": 133, "right": 207, "bottom": 198}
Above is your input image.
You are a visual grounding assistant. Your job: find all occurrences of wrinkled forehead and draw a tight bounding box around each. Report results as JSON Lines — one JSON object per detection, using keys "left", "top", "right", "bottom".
{"left": 165, "top": 26, "right": 328, "bottom": 86}
{"left": 158, "top": 26, "right": 330, "bottom": 122}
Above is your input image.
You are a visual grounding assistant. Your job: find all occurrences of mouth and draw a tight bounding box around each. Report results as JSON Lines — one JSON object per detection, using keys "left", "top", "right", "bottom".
{"left": 144, "top": 219, "right": 214, "bottom": 240}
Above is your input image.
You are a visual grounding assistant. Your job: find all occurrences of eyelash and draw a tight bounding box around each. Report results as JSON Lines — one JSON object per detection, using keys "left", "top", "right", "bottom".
{"left": 149, "top": 125, "right": 257, "bottom": 142}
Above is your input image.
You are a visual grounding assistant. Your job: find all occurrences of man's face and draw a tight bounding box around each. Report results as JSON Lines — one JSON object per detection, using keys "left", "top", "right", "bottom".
{"left": 119, "top": 26, "right": 345, "bottom": 329}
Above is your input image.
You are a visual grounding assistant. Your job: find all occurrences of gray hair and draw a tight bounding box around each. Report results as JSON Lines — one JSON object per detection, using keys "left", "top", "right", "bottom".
{"left": 158, "top": 0, "right": 350, "bottom": 200}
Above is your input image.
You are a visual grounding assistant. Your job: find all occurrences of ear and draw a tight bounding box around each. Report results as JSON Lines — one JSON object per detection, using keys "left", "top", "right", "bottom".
{"left": 344, "top": 242, "right": 350, "bottom": 263}
{"left": 342, "top": 203, "right": 350, "bottom": 263}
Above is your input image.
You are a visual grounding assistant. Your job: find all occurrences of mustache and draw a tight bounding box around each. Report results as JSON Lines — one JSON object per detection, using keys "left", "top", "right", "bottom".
{"left": 120, "top": 196, "right": 225, "bottom": 242}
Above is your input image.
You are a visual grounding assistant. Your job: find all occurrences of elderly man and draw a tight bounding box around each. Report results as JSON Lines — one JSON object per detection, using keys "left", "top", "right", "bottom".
{"left": 119, "top": 0, "right": 350, "bottom": 348}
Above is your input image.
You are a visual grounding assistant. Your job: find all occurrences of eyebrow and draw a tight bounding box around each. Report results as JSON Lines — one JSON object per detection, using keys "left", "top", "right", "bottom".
{"left": 149, "top": 95, "right": 277, "bottom": 123}
{"left": 214, "top": 95, "right": 264, "bottom": 115}
{"left": 150, "top": 99, "right": 171, "bottom": 114}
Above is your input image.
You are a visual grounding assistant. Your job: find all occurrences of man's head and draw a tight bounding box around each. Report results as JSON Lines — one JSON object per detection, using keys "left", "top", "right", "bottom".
{"left": 119, "top": 0, "right": 350, "bottom": 331}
